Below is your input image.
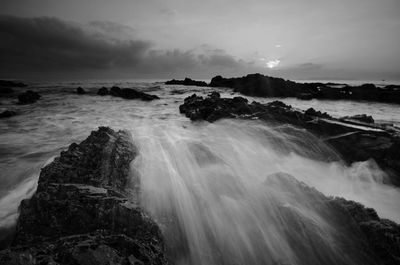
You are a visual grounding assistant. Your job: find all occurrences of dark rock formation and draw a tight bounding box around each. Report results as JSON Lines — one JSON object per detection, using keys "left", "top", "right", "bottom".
{"left": 179, "top": 93, "right": 400, "bottom": 185}
{"left": 0, "top": 110, "right": 17, "bottom": 118}
{"left": 0, "top": 80, "right": 27, "bottom": 88}
{"left": 170, "top": 74, "right": 400, "bottom": 104}
{"left": 17, "top": 91, "right": 41, "bottom": 104}
{"left": 265, "top": 172, "right": 400, "bottom": 265}
{"left": 0, "top": 127, "right": 168, "bottom": 265}
{"left": 165, "top": 78, "right": 208, "bottom": 87}
{"left": 97, "top": 87, "right": 109, "bottom": 96}
{"left": 76, "top": 87, "right": 86, "bottom": 95}
{"left": 110, "top": 86, "right": 159, "bottom": 101}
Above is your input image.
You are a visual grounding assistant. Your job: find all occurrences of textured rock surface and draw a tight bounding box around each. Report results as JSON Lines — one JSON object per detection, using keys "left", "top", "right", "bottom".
{"left": 179, "top": 93, "right": 400, "bottom": 185}
{"left": 0, "top": 127, "right": 168, "bottom": 265}
{"left": 97, "top": 87, "right": 109, "bottom": 96}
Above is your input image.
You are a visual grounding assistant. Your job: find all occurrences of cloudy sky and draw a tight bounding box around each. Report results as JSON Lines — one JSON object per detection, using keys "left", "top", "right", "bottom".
{"left": 1, "top": 0, "right": 400, "bottom": 80}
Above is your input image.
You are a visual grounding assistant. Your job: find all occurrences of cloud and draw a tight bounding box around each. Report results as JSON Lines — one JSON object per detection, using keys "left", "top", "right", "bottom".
{"left": 0, "top": 15, "right": 247, "bottom": 78}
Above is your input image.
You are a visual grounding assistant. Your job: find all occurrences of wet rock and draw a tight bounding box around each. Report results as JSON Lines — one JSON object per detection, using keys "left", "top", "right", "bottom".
{"left": 76, "top": 87, "right": 86, "bottom": 94}
{"left": 0, "top": 110, "right": 17, "bottom": 118}
{"left": 0, "top": 127, "right": 168, "bottom": 264}
{"left": 180, "top": 94, "right": 400, "bottom": 186}
{"left": 17, "top": 91, "right": 41, "bottom": 104}
{"left": 165, "top": 78, "right": 207, "bottom": 87}
{"left": 0, "top": 87, "right": 14, "bottom": 94}
{"left": 97, "top": 87, "right": 109, "bottom": 96}
{"left": 0, "top": 80, "right": 27, "bottom": 87}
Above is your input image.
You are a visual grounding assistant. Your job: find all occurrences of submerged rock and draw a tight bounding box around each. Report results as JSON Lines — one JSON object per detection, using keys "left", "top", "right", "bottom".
{"left": 17, "top": 91, "right": 41, "bottom": 104}
{"left": 0, "top": 127, "right": 168, "bottom": 264}
{"left": 76, "top": 87, "right": 86, "bottom": 94}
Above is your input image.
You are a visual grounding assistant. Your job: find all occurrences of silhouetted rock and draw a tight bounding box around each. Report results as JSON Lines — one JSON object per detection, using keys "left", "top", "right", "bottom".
{"left": 76, "top": 87, "right": 86, "bottom": 94}
{"left": 165, "top": 78, "right": 208, "bottom": 87}
{"left": 17, "top": 91, "right": 41, "bottom": 104}
{"left": 0, "top": 127, "right": 168, "bottom": 264}
{"left": 97, "top": 87, "right": 109, "bottom": 96}
{"left": 0, "top": 80, "right": 26, "bottom": 87}
{"left": 0, "top": 110, "right": 16, "bottom": 118}
{"left": 109, "top": 86, "right": 159, "bottom": 101}
{"left": 180, "top": 94, "right": 400, "bottom": 186}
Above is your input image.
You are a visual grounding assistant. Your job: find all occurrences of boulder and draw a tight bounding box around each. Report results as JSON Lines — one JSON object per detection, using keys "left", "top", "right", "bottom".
{"left": 110, "top": 86, "right": 159, "bottom": 101}
{"left": 165, "top": 78, "right": 207, "bottom": 87}
{"left": 17, "top": 91, "right": 41, "bottom": 104}
{"left": 76, "top": 87, "right": 86, "bottom": 94}
{"left": 0, "top": 127, "right": 168, "bottom": 265}
{"left": 97, "top": 87, "right": 109, "bottom": 96}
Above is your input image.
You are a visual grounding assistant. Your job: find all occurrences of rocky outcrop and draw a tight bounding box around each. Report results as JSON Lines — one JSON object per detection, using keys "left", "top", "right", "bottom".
{"left": 0, "top": 87, "right": 14, "bottom": 94}
{"left": 0, "top": 110, "right": 17, "bottom": 118}
{"left": 110, "top": 87, "right": 159, "bottom": 101}
{"left": 76, "top": 87, "right": 86, "bottom": 95}
{"left": 165, "top": 78, "right": 207, "bottom": 87}
{"left": 97, "top": 87, "right": 109, "bottom": 96}
{"left": 179, "top": 93, "right": 400, "bottom": 185}
{"left": 340, "top": 114, "right": 374, "bottom": 123}
{"left": 17, "top": 91, "right": 41, "bottom": 104}
{"left": 264, "top": 173, "right": 400, "bottom": 265}
{"left": 0, "top": 127, "right": 168, "bottom": 265}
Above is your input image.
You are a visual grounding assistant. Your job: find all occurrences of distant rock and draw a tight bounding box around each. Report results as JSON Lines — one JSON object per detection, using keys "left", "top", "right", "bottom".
{"left": 110, "top": 86, "right": 159, "bottom": 101}
{"left": 165, "top": 78, "right": 208, "bottom": 87}
{"left": 17, "top": 91, "right": 41, "bottom": 104}
{"left": 0, "top": 110, "right": 16, "bottom": 118}
{"left": 97, "top": 87, "right": 109, "bottom": 96}
{"left": 0, "top": 127, "right": 168, "bottom": 264}
{"left": 76, "top": 87, "right": 86, "bottom": 94}
{"left": 0, "top": 80, "right": 27, "bottom": 88}
{"left": 304, "top": 107, "right": 331, "bottom": 118}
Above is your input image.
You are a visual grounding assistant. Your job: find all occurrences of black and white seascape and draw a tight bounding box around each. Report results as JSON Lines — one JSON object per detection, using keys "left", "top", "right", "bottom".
{"left": 1, "top": 1, "right": 400, "bottom": 265}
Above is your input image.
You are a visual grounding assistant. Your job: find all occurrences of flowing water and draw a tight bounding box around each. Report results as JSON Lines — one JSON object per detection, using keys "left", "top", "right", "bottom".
{"left": 0, "top": 80, "right": 399, "bottom": 264}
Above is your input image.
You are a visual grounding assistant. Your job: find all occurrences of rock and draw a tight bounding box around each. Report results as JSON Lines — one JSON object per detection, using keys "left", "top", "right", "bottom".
{"left": 0, "top": 80, "right": 27, "bottom": 87}
{"left": 0, "top": 127, "right": 168, "bottom": 265}
{"left": 341, "top": 114, "right": 374, "bottom": 123}
{"left": 97, "top": 87, "right": 109, "bottom": 96}
{"left": 264, "top": 173, "right": 400, "bottom": 265}
{"left": 179, "top": 94, "right": 400, "bottom": 186}
{"left": 0, "top": 110, "right": 17, "bottom": 118}
{"left": 76, "top": 87, "right": 86, "bottom": 94}
{"left": 304, "top": 107, "right": 331, "bottom": 118}
{"left": 17, "top": 91, "right": 41, "bottom": 104}
{"left": 165, "top": 78, "right": 208, "bottom": 87}
{"left": 109, "top": 86, "right": 159, "bottom": 101}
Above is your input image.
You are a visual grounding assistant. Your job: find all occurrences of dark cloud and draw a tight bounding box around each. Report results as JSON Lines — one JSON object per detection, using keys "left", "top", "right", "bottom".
{"left": 0, "top": 15, "right": 247, "bottom": 78}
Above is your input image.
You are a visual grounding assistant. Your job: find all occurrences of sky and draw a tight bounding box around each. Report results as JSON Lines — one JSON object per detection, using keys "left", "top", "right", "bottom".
{"left": 1, "top": 0, "right": 400, "bottom": 80}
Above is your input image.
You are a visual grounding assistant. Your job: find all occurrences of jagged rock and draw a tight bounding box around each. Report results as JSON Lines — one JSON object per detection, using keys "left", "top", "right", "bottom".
{"left": 17, "top": 91, "right": 41, "bottom": 104}
{"left": 0, "top": 80, "right": 27, "bottom": 88}
{"left": 0, "top": 127, "right": 168, "bottom": 265}
{"left": 110, "top": 87, "right": 159, "bottom": 101}
{"left": 76, "top": 87, "right": 86, "bottom": 95}
{"left": 165, "top": 78, "right": 207, "bottom": 87}
{"left": 179, "top": 94, "right": 400, "bottom": 185}
{"left": 0, "top": 110, "right": 17, "bottom": 118}
{"left": 97, "top": 87, "right": 109, "bottom": 96}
